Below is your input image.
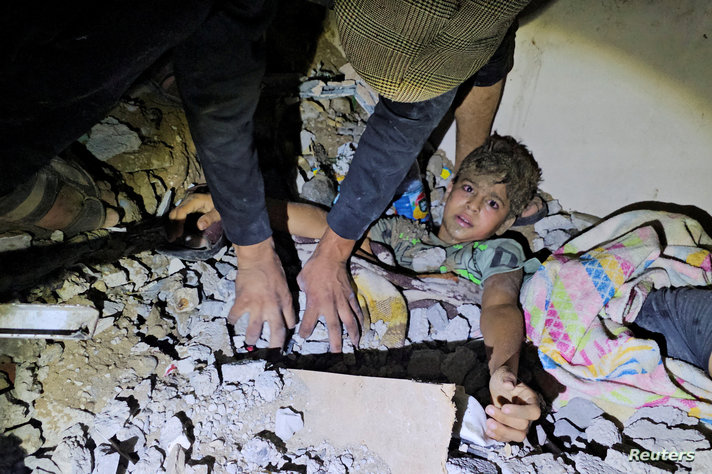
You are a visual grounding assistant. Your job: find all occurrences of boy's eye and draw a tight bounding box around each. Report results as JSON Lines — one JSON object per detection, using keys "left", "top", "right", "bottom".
{"left": 462, "top": 184, "right": 473, "bottom": 193}
{"left": 488, "top": 200, "right": 499, "bottom": 209}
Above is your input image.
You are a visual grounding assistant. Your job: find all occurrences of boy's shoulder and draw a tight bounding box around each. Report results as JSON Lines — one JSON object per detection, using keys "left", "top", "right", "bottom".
{"left": 370, "top": 215, "right": 433, "bottom": 243}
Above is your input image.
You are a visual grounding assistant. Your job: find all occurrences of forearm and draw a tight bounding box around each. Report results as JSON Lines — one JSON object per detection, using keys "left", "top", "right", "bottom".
{"left": 328, "top": 91, "right": 455, "bottom": 240}
{"left": 173, "top": 1, "right": 276, "bottom": 246}
{"left": 480, "top": 270, "right": 525, "bottom": 376}
{"left": 481, "top": 304, "right": 524, "bottom": 376}
{"left": 265, "top": 198, "right": 329, "bottom": 240}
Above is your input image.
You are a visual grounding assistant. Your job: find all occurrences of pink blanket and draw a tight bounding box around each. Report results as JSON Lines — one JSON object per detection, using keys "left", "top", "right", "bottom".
{"left": 521, "top": 210, "right": 712, "bottom": 423}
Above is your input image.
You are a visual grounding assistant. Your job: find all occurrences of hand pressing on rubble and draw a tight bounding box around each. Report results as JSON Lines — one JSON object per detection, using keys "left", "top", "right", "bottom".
{"left": 228, "top": 238, "right": 297, "bottom": 348}
{"left": 297, "top": 227, "right": 363, "bottom": 352}
{"left": 485, "top": 365, "right": 541, "bottom": 443}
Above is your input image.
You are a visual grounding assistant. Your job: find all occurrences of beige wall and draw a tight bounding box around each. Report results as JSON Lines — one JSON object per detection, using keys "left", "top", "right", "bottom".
{"left": 440, "top": 0, "right": 712, "bottom": 218}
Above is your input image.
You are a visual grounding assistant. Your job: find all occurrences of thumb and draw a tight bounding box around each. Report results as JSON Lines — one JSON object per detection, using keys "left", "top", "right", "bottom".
{"left": 197, "top": 215, "right": 210, "bottom": 231}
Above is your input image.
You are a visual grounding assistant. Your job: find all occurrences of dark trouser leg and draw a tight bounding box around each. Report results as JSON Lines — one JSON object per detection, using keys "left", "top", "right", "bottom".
{"left": 632, "top": 286, "right": 712, "bottom": 372}
{"left": 173, "top": 0, "right": 277, "bottom": 246}
{"left": 328, "top": 89, "right": 458, "bottom": 240}
{"left": 0, "top": 1, "right": 212, "bottom": 196}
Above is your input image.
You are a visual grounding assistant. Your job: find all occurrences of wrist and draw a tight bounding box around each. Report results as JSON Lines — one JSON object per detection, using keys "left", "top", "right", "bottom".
{"left": 489, "top": 353, "right": 519, "bottom": 378}
{"left": 314, "top": 227, "right": 356, "bottom": 264}
{"left": 234, "top": 237, "right": 277, "bottom": 264}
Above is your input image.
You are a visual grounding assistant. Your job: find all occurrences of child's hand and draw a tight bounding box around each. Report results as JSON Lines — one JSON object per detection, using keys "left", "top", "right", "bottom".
{"left": 485, "top": 365, "right": 541, "bottom": 443}
{"left": 167, "top": 190, "right": 221, "bottom": 242}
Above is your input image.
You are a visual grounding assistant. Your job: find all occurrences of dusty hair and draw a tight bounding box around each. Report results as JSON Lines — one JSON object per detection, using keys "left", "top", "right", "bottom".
{"left": 455, "top": 133, "right": 542, "bottom": 218}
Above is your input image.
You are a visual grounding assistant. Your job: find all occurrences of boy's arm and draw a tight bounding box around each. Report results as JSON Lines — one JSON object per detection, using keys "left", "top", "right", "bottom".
{"left": 480, "top": 269, "right": 541, "bottom": 443}
{"left": 266, "top": 198, "right": 329, "bottom": 240}
{"left": 269, "top": 198, "right": 375, "bottom": 253}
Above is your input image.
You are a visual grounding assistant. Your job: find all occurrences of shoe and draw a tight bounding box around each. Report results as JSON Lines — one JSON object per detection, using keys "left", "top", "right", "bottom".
{"left": 513, "top": 194, "right": 548, "bottom": 227}
{"left": 0, "top": 157, "right": 107, "bottom": 237}
{"left": 157, "top": 185, "right": 227, "bottom": 261}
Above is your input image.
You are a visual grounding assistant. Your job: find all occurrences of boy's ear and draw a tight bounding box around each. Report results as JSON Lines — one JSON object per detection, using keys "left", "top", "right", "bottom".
{"left": 495, "top": 216, "right": 516, "bottom": 235}
{"left": 444, "top": 180, "right": 453, "bottom": 200}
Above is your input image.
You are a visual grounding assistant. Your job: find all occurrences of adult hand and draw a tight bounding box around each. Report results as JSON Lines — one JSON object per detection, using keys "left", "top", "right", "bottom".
{"left": 166, "top": 190, "right": 221, "bottom": 242}
{"left": 485, "top": 365, "right": 541, "bottom": 443}
{"left": 296, "top": 228, "right": 363, "bottom": 352}
{"left": 228, "top": 239, "right": 297, "bottom": 349}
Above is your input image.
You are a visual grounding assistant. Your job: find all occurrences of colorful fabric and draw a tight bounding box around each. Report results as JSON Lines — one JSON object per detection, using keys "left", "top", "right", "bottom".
{"left": 521, "top": 210, "right": 712, "bottom": 423}
{"left": 369, "top": 215, "right": 539, "bottom": 284}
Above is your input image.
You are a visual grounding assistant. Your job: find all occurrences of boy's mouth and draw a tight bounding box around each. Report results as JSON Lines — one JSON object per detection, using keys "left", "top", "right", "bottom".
{"left": 455, "top": 214, "right": 472, "bottom": 227}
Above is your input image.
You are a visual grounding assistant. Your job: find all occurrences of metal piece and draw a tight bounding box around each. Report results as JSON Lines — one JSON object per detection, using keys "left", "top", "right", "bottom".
{"left": 0, "top": 304, "right": 99, "bottom": 339}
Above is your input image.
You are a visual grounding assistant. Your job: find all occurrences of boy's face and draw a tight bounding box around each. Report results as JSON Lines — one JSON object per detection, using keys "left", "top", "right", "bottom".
{"left": 438, "top": 175, "right": 515, "bottom": 245}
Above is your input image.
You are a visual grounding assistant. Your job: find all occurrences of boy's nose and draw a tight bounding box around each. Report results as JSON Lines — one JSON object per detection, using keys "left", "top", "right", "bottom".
{"left": 466, "top": 195, "right": 482, "bottom": 212}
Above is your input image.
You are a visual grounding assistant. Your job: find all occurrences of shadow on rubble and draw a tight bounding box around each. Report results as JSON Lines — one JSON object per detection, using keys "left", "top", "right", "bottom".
{"left": 0, "top": 433, "right": 29, "bottom": 473}
{"left": 231, "top": 335, "right": 565, "bottom": 437}
{"left": 0, "top": 216, "right": 169, "bottom": 299}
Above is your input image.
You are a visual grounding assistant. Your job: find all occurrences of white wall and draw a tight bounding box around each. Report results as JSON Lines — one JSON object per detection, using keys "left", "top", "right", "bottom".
{"left": 440, "top": 0, "right": 712, "bottom": 218}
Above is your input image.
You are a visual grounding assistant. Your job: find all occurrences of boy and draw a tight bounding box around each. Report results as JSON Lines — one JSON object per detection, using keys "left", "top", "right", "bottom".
{"left": 168, "top": 133, "right": 544, "bottom": 442}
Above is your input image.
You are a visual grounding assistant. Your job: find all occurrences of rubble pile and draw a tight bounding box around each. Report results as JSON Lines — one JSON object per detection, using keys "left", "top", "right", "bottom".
{"left": 4, "top": 187, "right": 712, "bottom": 472}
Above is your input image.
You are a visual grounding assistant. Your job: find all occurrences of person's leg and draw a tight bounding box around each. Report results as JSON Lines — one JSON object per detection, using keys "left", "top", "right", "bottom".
{"left": 454, "top": 79, "right": 505, "bottom": 170}
{"left": 173, "top": 0, "right": 277, "bottom": 246}
{"left": 632, "top": 287, "right": 712, "bottom": 375}
{"left": 0, "top": 1, "right": 211, "bottom": 233}
{"left": 452, "top": 21, "right": 517, "bottom": 169}
{"left": 451, "top": 21, "right": 545, "bottom": 223}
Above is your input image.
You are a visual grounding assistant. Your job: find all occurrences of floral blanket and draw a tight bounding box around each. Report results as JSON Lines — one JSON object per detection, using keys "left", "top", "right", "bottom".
{"left": 521, "top": 210, "right": 712, "bottom": 423}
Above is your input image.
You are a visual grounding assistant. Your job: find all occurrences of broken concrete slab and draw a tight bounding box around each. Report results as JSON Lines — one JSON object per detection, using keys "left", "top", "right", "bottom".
{"left": 286, "top": 369, "right": 457, "bottom": 474}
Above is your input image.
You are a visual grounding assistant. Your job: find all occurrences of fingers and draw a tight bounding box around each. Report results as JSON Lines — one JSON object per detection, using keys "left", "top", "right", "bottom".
{"left": 340, "top": 294, "right": 360, "bottom": 348}
{"left": 485, "top": 408, "right": 529, "bottom": 443}
{"left": 197, "top": 209, "right": 221, "bottom": 231}
{"left": 167, "top": 192, "right": 216, "bottom": 241}
{"left": 484, "top": 384, "right": 542, "bottom": 443}
{"left": 297, "top": 301, "right": 319, "bottom": 340}
{"left": 244, "top": 311, "right": 266, "bottom": 346}
{"left": 326, "top": 309, "right": 343, "bottom": 353}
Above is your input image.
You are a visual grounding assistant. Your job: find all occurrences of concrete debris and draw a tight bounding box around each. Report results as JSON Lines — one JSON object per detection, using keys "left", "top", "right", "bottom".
{"left": 407, "top": 307, "right": 430, "bottom": 343}
{"left": 300, "top": 173, "right": 337, "bottom": 207}
{"left": 242, "top": 435, "right": 283, "bottom": 468}
{"left": 90, "top": 398, "right": 130, "bottom": 442}
{"left": 6, "top": 423, "right": 43, "bottom": 455}
{"left": 623, "top": 418, "right": 710, "bottom": 454}
{"left": 426, "top": 302, "right": 449, "bottom": 333}
{"left": 586, "top": 417, "right": 622, "bottom": 447}
{"left": 222, "top": 360, "right": 268, "bottom": 384}
{"left": 160, "top": 415, "right": 192, "bottom": 453}
{"left": 0, "top": 231, "right": 32, "bottom": 252}
{"left": 411, "top": 246, "right": 447, "bottom": 272}
{"left": 553, "top": 397, "right": 604, "bottom": 430}
{"left": 84, "top": 116, "right": 142, "bottom": 161}
{"left": 93, "top": 443, "right": 120, "bottom": 474}
{"left": 50, "top": 424, "right": 93, "bottom": 474}
{"left": 254, "top": 370, "right": 284, "bottom": 402}
{"left": 553, "top": 417, "right": 586, "bottom": 448}
{"left": 275, "top": 406, "right": 304, "bottom": 441}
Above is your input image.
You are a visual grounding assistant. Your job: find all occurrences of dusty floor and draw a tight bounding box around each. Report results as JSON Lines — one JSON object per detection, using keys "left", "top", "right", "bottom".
{"left": 2, "top": 6, "right": 712, "bottom": 474}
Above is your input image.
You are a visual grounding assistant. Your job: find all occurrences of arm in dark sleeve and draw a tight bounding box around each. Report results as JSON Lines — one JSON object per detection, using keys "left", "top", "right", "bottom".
{"left": 327, "top": 88, "right": 457, "bottom": 240}
{"left": 173, "top": 1, "right": 277, "bottom": 246}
